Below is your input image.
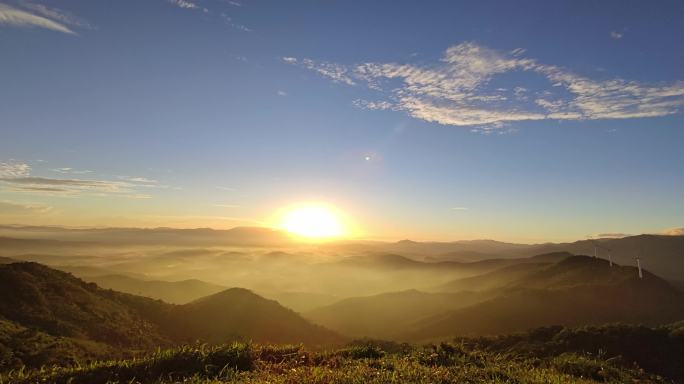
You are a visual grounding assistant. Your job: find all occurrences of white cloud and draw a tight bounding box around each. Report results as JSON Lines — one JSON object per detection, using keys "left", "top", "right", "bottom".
{"left": 451, "top": 207, "right": 468, "bottom": 211}
{"left": 277, "top": 90, "right": 288, "bottom": 96}
{"left": 286, "top": 42, "right": 684, "bottom": 129}
{"left": 21, "top": 3, "right": 92, "bottom": 29}
{"left": 52, "top": 167, "right": 92, "bottom": 175}
{"left": 0, "top": 161, "right": 31, "bottom": 178}
{"left": 283, "top": 57, "right": 356, "bottom": 86}
{"left": 0, "top": 2, "right": 75, "bottom": 34}
{"left": 610, "top": 31, "right": 623, "bottom": 39}
{"left": 168, "top": 0, "right": 198, "bottom": 9}
{"left": 352, "top": 99, "right": 393, "bottom": 110}
{"left": 118, "top": 176, "right": 158, "bottom": 184}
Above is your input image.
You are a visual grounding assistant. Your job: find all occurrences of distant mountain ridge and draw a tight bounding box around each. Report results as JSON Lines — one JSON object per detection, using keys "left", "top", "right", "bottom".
{"left": 1, "top": 226, "right": 683, "bottom": 279}
{"left": 83, "top": 274, "right": 227, "bottom": 304}
{"left": 305, "top": 289, "right": 488, "bottom": 339}
{"left": 0, "top": 226, "right": 296, "bottom": 246}
{"left": 305, "top": 255, "right": 684, "bottom": 341}
{"left": 410, "top": 256, "right": 684, "bottom": 340}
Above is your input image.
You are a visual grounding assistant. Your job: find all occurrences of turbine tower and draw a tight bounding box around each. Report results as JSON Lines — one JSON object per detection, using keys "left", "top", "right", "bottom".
{"left": 591, "top": 240, "right": 613, "bottom": 267}
{"left": 636, "top": 250, "right": 644, "bottom": 279}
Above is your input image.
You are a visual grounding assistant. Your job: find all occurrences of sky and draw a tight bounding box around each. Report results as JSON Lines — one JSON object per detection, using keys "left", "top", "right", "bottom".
{"left": 1, "top": 0, "right": 683, "bottom": 242}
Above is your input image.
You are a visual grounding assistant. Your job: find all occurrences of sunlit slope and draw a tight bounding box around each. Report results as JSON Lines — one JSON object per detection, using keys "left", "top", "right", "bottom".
{"left": 410, "top": 256, "right": 684, "bottom": 339}
{"left": 0, "top": 262, "right": 343, "bottom": 369}
{"left": 0, "top": 262, "right": 170, "bottom": 348}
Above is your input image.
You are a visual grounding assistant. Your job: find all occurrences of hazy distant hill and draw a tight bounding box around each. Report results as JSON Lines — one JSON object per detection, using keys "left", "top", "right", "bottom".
{"left": 435, "top": 252, "right": 573, "bottom": 292}
{"left": 169, "top": 288, "right": 343, "bottom": 345}
{"left": 260, "top": 291, "right": 340, "bottom": 313}
{"left": 523, "top": 235, "right": 684, "bottom": 281}
{"left": 410, "top": 256, "right": 684, "bottom": 340}
{"left": 305, "top": 289, "right": 488, "bottom": 339}
{"left": 333, "top": 253, "right": 517, "bottom": 274}
{"left": 0, "top": 262, "right": 343, "bottom": 368}
{"left": 83, "top": 274, "right": 227, "bottom": 304}
{"left": 436, "top": 262, "right": 551, "bottom": 292}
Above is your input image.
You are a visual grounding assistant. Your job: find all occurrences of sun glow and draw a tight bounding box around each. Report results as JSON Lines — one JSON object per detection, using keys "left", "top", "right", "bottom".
{"left": 280, "top": 204, "right": 346, "bottom": 239}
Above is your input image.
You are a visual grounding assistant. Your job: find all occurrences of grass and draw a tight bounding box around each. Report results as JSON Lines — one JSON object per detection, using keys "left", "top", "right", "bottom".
{"left": 1, "top": 340, "right": 666, "bottom": 384}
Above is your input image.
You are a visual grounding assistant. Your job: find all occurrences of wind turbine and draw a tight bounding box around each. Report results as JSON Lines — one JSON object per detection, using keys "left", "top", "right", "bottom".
{"left": 591, "top": 240, "right": 613, "bottom": 267}
{"left": 636, "top": 249, "right": 644, "bottom": 279}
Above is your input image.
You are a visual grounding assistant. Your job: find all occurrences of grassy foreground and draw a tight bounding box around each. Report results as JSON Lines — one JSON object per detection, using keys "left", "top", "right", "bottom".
{"left": 0, "top": 339, "right": 667, "bottom": 384}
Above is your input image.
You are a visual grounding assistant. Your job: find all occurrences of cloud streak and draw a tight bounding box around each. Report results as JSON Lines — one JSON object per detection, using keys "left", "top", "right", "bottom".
{"left": 168, "top": 0, "right": 199, "bottom": 9}
{"left": 663, "top": 227, "right": 684, "bottom": 236}
{"left": 0, "top": 2, "right": 75, "bottom": 34}
{"left": 0, "top": 200, "right": 52, "bottom": 215}
{"left": 0, "top": 161, "right": 163, "bottom": 199}
{"left": 285, "top": 42, "right": 684, "bottom": 130}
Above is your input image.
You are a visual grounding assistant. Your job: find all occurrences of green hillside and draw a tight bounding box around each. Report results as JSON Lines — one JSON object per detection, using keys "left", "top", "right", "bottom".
{"left": 0, "top": 262, "right": 171, "bottom": 348}
{"left": 0, "top": 262, "right": 343, "bottom": 369}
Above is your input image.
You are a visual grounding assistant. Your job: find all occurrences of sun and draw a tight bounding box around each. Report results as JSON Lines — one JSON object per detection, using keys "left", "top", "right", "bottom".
{"left": 279, "top": 204, "right": 346, "bottom": 239}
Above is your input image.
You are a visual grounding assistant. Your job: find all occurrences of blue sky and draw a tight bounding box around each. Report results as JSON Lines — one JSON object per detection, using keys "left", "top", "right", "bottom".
{"left": 1, "top": 0, "right": 683, "bottom": 242}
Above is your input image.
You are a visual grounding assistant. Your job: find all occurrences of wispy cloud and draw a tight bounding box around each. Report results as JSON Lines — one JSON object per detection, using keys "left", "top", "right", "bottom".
{"left": 118, "top": 176, "right": 158, "bottom": 184}
{"left": 663, "top": 227, "right": 684, "bottom": 236}
{"left": 451, "top": 207, "right": 469, "bottom": 211}
{"left": 590, "top": 232, "right": 631, "bottom": 239}
{"left": 0, "top": 161, "right": 31, "bottom": 178}
{"left": 285, "top": 42, "right": 684, "bottom": 130}
{"left": 217, "top": 186, "right": 237, "bottom": 191}
{"left": 0, "top": 200, "right": 52, "bottom": 215}
{"left": 0, "top": 161, "right": 163, "bottom": 199}
{"left": 52, "top": 167, "right": 93, "bottom": 175}
{"left": 1, "top": 176, "right": 131, "bottom": 192}
{"left": 283, "top": 57, "right": 356, "bottom": 86}
{"left": 610, "top": 31, "right": 623, "bottom": 39}
{"left": 277, "top": 90, "right": 288, "bottom": 96}
{"left": 0, "top": 2, "right": 76, "bottom": 34}
{"left": 352, "top": 99, "right": 393, "bottom": 110}
{"left": 168, "top": 0, "right": 199, "bottom": 9}
{"left": 220, "top": 13, "right": 252, "bottom": 32}
{"left": 21, "top": 2, "right": 92, "bottom": 29}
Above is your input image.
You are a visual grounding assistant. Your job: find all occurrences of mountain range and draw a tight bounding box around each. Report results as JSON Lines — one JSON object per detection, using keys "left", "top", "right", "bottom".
{"left": 305, "top": 255, "right": 684, "bottom": 341}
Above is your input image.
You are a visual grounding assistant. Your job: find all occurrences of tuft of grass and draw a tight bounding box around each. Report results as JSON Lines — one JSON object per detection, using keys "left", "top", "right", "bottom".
{"left": 1, "top": 342, "right": 253, "bottom": 384}
{"left": 0, "top": 338, "right": 669, "bottom": 384}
